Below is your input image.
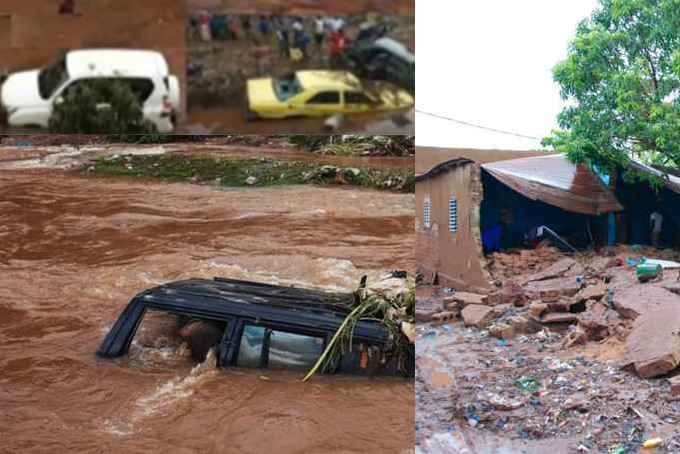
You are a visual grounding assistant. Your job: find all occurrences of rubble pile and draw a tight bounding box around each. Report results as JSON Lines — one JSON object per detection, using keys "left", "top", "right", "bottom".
{"left": 448, "top": 326, "right": 680, "bottom": 453}
{"left": 417, "top": 245, "right": 680, "bottom": 451}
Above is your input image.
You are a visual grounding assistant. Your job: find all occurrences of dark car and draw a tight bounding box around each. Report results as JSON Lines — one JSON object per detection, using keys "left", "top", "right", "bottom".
{"left": 97, "top": 277, "right": 414, "bottom": 377}
{"left": 343, "top": 37, "right": 415, "bottom": 92}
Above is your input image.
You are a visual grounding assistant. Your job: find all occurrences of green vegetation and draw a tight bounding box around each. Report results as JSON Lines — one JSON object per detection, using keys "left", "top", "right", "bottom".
{"left": 544, "top": 0, "right": 680, "bottom": 181}
{"left": 288, "top": 135, "right": 415, "bottom": 156}
{"left": 49, "top": 79, "right": 155, "bottom": 134}
{"left": 84, "top": 154, "right": 414, "bottom": 192}
{"left": 303, "top": 283, "right": 414, "bottom": 381}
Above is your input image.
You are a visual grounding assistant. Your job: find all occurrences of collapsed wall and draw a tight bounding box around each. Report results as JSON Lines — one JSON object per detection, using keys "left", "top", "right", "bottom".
{"left": 415, "top": 160, "right": 494, "bottom": 292}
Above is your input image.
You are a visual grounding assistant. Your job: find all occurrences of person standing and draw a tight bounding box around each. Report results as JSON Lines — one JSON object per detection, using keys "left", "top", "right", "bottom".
{"left": 258, "top": 15, "right": 271, "bottom": 37}
{"left": 314, "top": 16, "right": 326, "bottom": 51}
{"left": 275, "top": 21, "right": 290, "bottom": 59}
{"left": 198, "top": 11, "right": 212, "bottom": 42}
{"left": 650, "top": 210, "right": 664, "bottom": 247}
{"left": 329, "top": 27, "right": 348, "bottom": 68}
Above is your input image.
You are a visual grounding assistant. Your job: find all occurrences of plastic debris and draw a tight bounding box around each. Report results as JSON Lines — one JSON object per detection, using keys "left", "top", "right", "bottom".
{"left": 515, "top": 376, "right": 540, "bottom": 393}
{"left": 642, "top": 438, "right": 663, "bottom": 449}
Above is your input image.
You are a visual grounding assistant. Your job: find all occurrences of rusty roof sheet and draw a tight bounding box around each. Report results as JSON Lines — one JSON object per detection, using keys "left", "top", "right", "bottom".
{"left": 481, "top": 154, "right": 623, "bottom": 215}
{"left": 629, "top": 160, "right": 680, "bottom": 194}
{"left": 415, "top": 158, "right": 474, "bottom": 181}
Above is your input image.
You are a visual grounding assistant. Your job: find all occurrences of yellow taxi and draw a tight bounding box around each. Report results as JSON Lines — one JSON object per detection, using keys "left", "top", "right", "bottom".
{"left": 245, "top": 70, "right": 414, "bottom": 120}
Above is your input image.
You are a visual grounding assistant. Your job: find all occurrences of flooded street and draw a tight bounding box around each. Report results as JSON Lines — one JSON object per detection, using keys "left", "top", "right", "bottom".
{"left": 0, "top": 161, "right": 414, "bottom": 452}
{"left": 183, "top": 107, "right": 415, "bottom": 135}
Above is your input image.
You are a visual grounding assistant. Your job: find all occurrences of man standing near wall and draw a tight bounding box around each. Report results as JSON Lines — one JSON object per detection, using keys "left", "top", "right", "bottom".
{"left": 650, "top": 209, "right": 663, "bottom": 247}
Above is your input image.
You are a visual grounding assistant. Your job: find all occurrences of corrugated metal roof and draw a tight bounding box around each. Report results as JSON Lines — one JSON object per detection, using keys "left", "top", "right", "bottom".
{"left": 415, "top": 158, "right": 474, "bottom": 181}
{"left": 481, "top": 154, "right": 623, "bottom": 215}
{"left": 415, "top": 147, "right": 546, "bottom": 175}
{"left": 628, "top": 160, "right": 680, "bottom": 194}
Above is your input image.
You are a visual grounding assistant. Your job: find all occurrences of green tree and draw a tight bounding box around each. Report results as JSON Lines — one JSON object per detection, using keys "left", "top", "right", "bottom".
{"left": 49, "top": 79, "right": 155, "bottom": 134}
{"left": 544, "top": 0, "right": 680, "bottom": 178}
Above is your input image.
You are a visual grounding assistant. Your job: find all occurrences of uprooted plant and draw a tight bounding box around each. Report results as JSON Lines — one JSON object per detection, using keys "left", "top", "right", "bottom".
{"left": 303, "top": 277, "right": 415, "bottom": 381}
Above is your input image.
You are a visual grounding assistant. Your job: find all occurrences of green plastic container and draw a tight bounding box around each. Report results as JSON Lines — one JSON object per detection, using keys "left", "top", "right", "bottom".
{"left": 636, "top": 263, "right": 662, "bottom": 282}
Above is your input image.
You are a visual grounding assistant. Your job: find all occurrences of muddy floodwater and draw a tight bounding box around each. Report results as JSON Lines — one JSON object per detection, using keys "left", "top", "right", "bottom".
{"left": 183, "top": 107, "right": 415, "bottom": 135}
{"left": 0, "top": 161, "right": 414, "bottom": 453}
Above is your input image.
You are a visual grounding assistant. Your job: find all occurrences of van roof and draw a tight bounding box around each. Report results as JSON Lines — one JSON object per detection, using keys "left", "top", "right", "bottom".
{"left": 66, "top": 49, "right": 170, "bottom": 79}
{"left": 97, "top": 277, "right": 389, "bottom": 359}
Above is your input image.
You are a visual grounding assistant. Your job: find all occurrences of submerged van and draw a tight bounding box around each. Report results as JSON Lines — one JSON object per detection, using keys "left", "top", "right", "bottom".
{"left": 97, "top": 277, "right": 414, "bottom": 377}
{"left": 0, "top": 49, "right": 181, "bottom": 132}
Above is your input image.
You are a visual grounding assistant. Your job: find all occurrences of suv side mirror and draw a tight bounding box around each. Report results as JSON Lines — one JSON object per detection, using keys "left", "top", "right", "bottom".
{"left": 54, "top": 96, "right": 65, "bottom": 105}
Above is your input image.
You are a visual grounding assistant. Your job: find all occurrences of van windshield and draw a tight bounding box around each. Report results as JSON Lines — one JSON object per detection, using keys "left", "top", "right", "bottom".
{"left": 38, "top": 55, "right": 69, "bottom": 99}
{"left": 273, "top": 73, "right": 302, "bottom": 101}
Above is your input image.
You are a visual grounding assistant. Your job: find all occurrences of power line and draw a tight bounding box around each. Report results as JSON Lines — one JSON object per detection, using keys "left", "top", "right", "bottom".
{"left": 415, "top": 109, "right": 543, "bottom": 141}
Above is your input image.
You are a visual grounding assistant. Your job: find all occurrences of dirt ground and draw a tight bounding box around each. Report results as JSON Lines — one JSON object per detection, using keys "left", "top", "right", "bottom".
{"left": 416, "top": 245, "right": 680, "bottom": 453}
{"left": 187, "top": 0, "right": 415, "bottom": 15}
{"left": 0, "top": 144, "right": 414, "bottom": 453}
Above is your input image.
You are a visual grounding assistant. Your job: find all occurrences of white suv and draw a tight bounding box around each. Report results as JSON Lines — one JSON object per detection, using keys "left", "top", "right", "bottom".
{"left": 0, "top": 49, "right": 181, "bottom": 132}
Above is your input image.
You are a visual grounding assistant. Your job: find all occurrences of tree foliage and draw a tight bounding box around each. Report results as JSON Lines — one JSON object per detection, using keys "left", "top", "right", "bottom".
{"left": 544, "top": 0, "right": 680, "bottom": 177}
{"left": 49, "top": 79, "right": 155, "bottom": 134}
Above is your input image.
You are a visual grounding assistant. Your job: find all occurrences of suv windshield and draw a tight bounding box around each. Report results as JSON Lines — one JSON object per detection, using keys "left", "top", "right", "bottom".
{"left": 38, "top": 55, "right": 69, "bottom": 99}
{"left": 273, "top": 73, "right": 302, "bottom": 101}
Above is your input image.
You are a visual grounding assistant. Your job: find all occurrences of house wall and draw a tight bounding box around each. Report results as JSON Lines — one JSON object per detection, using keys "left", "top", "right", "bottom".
{"left": 0, "top": 0, "right": 187, "bottom": 116}
{"left": 416, "top": 163, "right": 493, "bottom": 292}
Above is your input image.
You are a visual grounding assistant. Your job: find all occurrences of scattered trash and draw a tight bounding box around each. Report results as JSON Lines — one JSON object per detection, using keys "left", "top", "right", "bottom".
{"left": 515, "top": 376, "right": 539, "bottom": 393}
{"left": 642, "top": 437, "right": 663, "bottom": 449}
{"left": 643, "top": 258, "right": 680, "bottom": 270}
{"left": 636, "top": 263, "right": 663, "bottom": 283}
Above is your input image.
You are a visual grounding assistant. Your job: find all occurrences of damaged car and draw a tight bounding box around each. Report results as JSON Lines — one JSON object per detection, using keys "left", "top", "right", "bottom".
{"left": 342, "top": 38, "right": 415, "bottom": 92}
{"left": 97, "top": 277, "right": 414, "bottom": 377}
{"left": 245, "top": 70, "right": 413, "bottom": 120}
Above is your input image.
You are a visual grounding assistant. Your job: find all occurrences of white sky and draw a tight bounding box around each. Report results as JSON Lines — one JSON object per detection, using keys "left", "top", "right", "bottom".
{"left": 415, "top": 0, "right": 600, "bottom": 150}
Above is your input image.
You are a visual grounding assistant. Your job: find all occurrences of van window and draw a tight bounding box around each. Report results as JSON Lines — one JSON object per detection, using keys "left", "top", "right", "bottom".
{"left": 345, "top": 91, "right": 373, "bottom": 104}
{"left": 307, "top": 91, "right": 340, "bottom": 104}
{"left": 60, "top": 78, "right": 154, "bottom": 104}
{"left": 121, "top": 78, "right": 155, "bottom": 103}
{"left": 236, "top": 325, "right": 324, "bottom": 370}
{"left": 268, "top": 330, "right": 324, "bottom": 370}
{"left": 237, "top": 325, "right": 266, "bottom": 368}
{"left": 38, "top": 54, "right": 69, "bottom": 99}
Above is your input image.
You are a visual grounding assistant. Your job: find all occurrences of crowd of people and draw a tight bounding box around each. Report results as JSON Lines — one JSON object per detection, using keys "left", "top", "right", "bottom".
{"left": 189, "top": 12, "right": 386, "bottom": 65}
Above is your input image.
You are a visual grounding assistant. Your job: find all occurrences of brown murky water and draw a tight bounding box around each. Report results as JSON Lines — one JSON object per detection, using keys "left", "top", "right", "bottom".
{"left": 0, "top": 166, "right": 414, "bottom": 453}
{"left": 183, "top": 106, "right": 415, "bottom": 135}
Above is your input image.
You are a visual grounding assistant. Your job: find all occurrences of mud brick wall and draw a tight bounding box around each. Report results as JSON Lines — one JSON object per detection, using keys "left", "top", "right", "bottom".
{"left": 416, "top": 163, "right": 493, "bottom": 292}
{"left": 0, "top": 0, "right": 187, "bottom": 116}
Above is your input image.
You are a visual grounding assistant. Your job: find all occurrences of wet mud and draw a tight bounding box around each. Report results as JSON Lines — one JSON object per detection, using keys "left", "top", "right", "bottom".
{"left": 0, "top": 162, "right": 414, "bottom": 453}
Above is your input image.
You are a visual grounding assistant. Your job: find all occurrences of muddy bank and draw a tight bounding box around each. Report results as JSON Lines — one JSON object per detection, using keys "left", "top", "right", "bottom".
{"left": 84, "top": 154, "right": 414, "bottom": 192}
{"left": 0, "top": 168, "right": 414, "bottom": 452}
